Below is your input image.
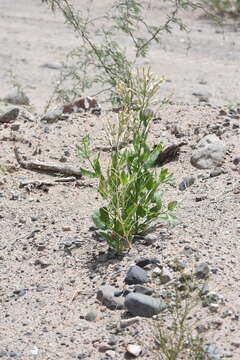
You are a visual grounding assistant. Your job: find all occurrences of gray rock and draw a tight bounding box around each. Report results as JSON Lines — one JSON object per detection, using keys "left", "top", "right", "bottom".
{"left": 13, "top": 288, "right": 27, "bottom": 296}
{"left": 136, "top": 257, "right": 160, "bottom": 268}
{"left": 85, "top": 311, "right": 98, "bottom": 322}
{"left": 41, "top": 108, "right": 63, "bottom": 123}
{"left": 159, "top": 267, "right": 172, "bottom": 284}
{"left": 0, "top": 351, "right": 7, "bottom": 357}
{"left": 125, "top": 265, "right": 150, "bottom": 285}
{"left": 178, "top": 175, "right": 195, "bottom": 191}
{"left": 143, "top": 233, "right": 157, "bottom": 245}
{"left": 10, "top": 122, "right": 21, "bottom": 131}
{"left": 195, "top": 262, "right": 210, "bottom": 279}
{"left": 134, "top": 285, "right": 153, "bottom": 295}
{"left": 203, "top": 344, "right": 220, "bottom": 360}
{"left": 0, "top": 105, "right": 19, "bottom": 123}
{"left": 210, "top": 168, "right": 223, "bottom": 177}
{"left": 191, "top": 134, "right": 227, "bottom": 169}
{"left": 4, "top": 87, "right": 30, "bottom": 105}
{"left": 97, "top": 285, "right": 125, "bottom": 310}
{"left": 125, "top": 292, "right": 166, "bottom": 317}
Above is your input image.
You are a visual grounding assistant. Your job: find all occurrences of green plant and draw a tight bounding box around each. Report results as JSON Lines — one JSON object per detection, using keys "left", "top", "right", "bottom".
{"left": 42, "top": 0, "right": 203, "bottom": 107}
{"left": 203, "top": 0, "right": 240, "bottom": 16}
{"left": 153, "top": 269, "right": 210, "bottom": 360}
{"left": 77, "top": 68, "right": 178, "bottom": 253}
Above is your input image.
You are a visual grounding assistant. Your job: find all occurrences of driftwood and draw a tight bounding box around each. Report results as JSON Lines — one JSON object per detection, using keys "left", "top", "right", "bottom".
{"left": 154, "top": 142, "right": 187, "bottom": 167}
{"left": 19, "top": 177, "right": 77, "bottom": 188}
{"left": 14, "top": 147, "right": 82, "bottom": 178}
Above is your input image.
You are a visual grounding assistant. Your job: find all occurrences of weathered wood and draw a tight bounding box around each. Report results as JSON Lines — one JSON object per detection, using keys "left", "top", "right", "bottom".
{"left": 14, "top": 147, "right": 82, "bottom": 178}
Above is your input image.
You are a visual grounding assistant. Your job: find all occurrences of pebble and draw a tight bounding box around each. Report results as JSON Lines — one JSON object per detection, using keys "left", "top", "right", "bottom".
{"left": 34, "top": 259, "right": 51, "bottom": 269}
{"left": 10, "top": 122, "right": 20, "bottom": 131}
{"left": 36, "top": 285, "right": 45, "bottom": 292}
{"left": 143, "top": 234, "right": 158, "bottom": 245}
{"left": 107, "top": 335, "right": 118, "bottom": 346}
{"left": 126, "top": 344, "right": 142, "bottom": 357}
{"left": 195, "top": 262, "right": 210, "bottom": 279}
{"left": 125, "top": 293, "right": 166, "bottom": 318}
{"left": 209, "top": 303, "right": 220, "bottom": 312}
{"left": 0, "top": 105, "right": 19, "bottom": 123}
{"left": 233, "top": 156, "right": 240, "bottom": 165}
{"left": 136, "top": 257, "right": 160, "bottom": 268}
{"left": 125, "top": 265, "right": 150, "bottom": 285}
{"left": 119, "top": 316, "right": 140, "bottom": 328}
{"left": 210, "top": 168, "right": 223, "bottom": 177}
{"left": 97, "top": 285, "right": 125, "bottom": 310}
{"left": 179, "top": 175, "right": 195, "bottom": 190}
{"left": 41, "top": 62, "right": 64, "bottom": 70}
{"left": 0, "top": 351, "right": 7, "bottom": 357}
{"left": 41, "top": 108, "right": 63, "bottom": 123}
{"left": 159, "top": 267, "right": 172, "bottom": 284}
{"left": 85, "top": 311, "right": 98, "bottom": 322}
{"left": 13, "top": 288, "right": 27, "bottom": 296}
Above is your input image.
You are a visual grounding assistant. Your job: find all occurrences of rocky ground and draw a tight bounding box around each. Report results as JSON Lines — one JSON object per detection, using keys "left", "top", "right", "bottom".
{"left": 0, "top": 1, "right": 240, "bottom": 360}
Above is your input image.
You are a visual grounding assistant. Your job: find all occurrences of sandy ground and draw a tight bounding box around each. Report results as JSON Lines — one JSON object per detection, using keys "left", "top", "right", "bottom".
{"left": 0, "top": 1, "right": 240, "bottom": 360}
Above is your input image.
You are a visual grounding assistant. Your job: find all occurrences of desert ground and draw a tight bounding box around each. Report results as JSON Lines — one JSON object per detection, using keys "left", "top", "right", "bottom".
{"left": 0, "top": 1, "right": 239, "bottom": 359}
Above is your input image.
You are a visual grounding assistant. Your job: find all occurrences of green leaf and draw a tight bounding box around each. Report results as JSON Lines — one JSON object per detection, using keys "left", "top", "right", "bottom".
{"left": 120, "top": 170, "right": 128, "bottom": 185}
{"left": 93, "top": 158, "right": 101, "bottom": 176}
{"left": 99, "top": 231, "right": 115, "bottom": 247}
{"left": 91, "top": 210, "right": 107, "bottom": 230}
{"left": 136, "top": 205, "right": 146, "bottom": 217}
{"left": 145, "top": 144, "right": 163, "bottom": 169}
{"left": 76, "top": 145, "right": 88, "bottom": 159}
{"left": 153, "top": 190, "right": 164, "bottom": 204}
{"left": 168, "top": 201, "right": 177, "bottom": 211}
{"left": 159, "top": 214, "right": 180, "bottom": 227}
{"left": 80, "top": 167, "right": 97, "bottom": 178}
{"left": 99, "top": 207, "right": 110, "bottom": 225}
{"left": 159, "top": 168, "right": 171, "bottom": 183}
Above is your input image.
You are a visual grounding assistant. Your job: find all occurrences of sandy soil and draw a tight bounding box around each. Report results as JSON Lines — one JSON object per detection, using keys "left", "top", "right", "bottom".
{"left": 0, "top": 1, "right": 240, "bottom": 360}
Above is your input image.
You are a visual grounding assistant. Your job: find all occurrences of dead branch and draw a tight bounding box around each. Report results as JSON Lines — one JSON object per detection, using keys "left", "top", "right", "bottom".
{"left": 154, "top": 142, "right": 187, "bottom": 167}
{"left": 19, "top": 177, "right": 77, "bottom": 188}
{"left": 14, "top": 147, "right": 82, "bottom": 178}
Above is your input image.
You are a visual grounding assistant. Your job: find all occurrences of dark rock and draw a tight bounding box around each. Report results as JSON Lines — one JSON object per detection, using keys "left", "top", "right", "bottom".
{"left": 13, "top": 289, "right": 27, "bottom": 296}
{"left": 41, "top": 108, "right": 63, "bottom": 123}
{"left": 125, "top": 265, "right": 150, "bottom": 285}
{"left": 36, "top": 285, "right": 45, "bottom": 292}
{"left": 136, "top": 258, "right": 160, "bottom": 268}
{"left": 233, "top": 156, "right": 240, "bottom": 165}
{"left": 34, "top": 259, "right": 51, "bottom": 269}
{"left": 0, "top": 106, "right": 19, "bottom": 123}
{"left": 125, "top": 293, "right": 166, "bottom": 318}
{"left": 143, "top": 234, "right": 158, "bottom": 245}
{"left": 195, "top": 262, "right": 210, "bottom": 279}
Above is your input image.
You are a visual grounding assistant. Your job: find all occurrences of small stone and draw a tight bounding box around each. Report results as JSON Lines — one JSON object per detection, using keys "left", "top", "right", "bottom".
{"left": 210, "top": 168, "right": 223, "bottom": 177}
{"left": 41, "top": 62, "right": 64, "bottom": 70}
{"left": 9, "top": 351, "right": 19, "bottom": 357}
{"left": 119, "top": 316, "right": 140, "bottom": 328}
{"left": 203, "top": 344, "right": 220, "bottom": 360}
{"left": 10, "top": 122, "right": 20, "bottom": 131}
{"left": 105, "top": 350, "right": 116, "bottom": 359}
{"left": 0, "top": 351, "right": 7, "bottom": 357}
{"left": 233, "top": 156, "right": 240, "bottom": 165}
{"left": 0, "top": 105, "right": 19, "bottom": 123}
{"left": 209, "top": 303, "right": 219, "bottom": 312}
{"left": 125, "top": 293, "right": 166, "bottom": 318}
{"left": 125, "top": 265, "right": 150, "bottom": 285}
{"left": 85, "top": 311, "right": 98, "bottom": 322}
{"left": 98, "top": 344, "right": 112, "bottom": 352}
{"left": 195, "top": 262, "right": 210, "bottom": 279}
{"left": 107, "top": 335, "right": 118, "bottom": 346}
{"left": 232, "top": 121, "right": 240, "bottom": 129}
{"left": 97, "top": 285, "right": 125, "bottom": 310}
{"left": 34, "top": 259, "right": 51, "bottom": 269}
{"left": 159, "top": 267, "right": 172, "bottom": 284}
{"left": 41, "top": 108, "right": 63, "bottom": 123}
{"left": 13, "top": 288, "right": 27, "bottom": 296}
{"left": 126, "top": 344, "right": 142, "bottom": 357}
{"left": 36, "top": 285, "right": 45, "bottom": 292}
{"left": 143, "top": 234, "right": 158, "bottom": 245}
{"left": 179, "top": 175, "right": 195, "bottom": 191}
{"left": 136, "top": 257, "right": 160, "bottom": 268}
{"left": 152, "top": 267, "right": 161, "bottom": 277}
